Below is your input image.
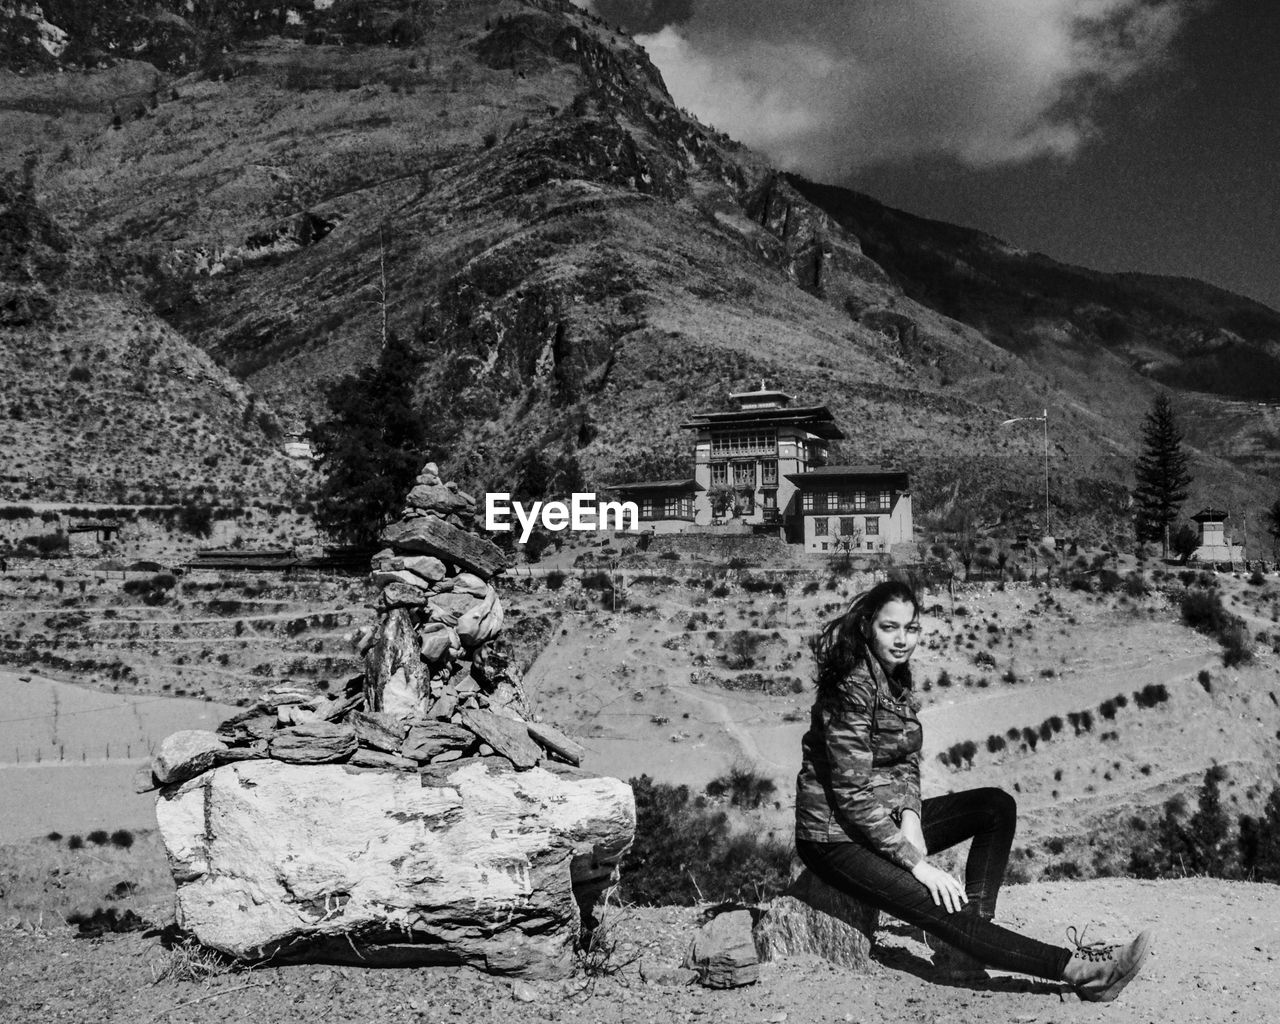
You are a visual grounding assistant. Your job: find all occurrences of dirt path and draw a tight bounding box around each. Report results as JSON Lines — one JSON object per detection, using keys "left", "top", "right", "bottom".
{"left": 920, "top": 649, "right": 1219, "bottom": 750}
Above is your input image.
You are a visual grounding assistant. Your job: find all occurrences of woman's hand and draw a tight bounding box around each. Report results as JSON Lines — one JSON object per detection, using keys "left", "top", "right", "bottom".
{"left": 910, "top": 860, "right": 968, "bottom": 913}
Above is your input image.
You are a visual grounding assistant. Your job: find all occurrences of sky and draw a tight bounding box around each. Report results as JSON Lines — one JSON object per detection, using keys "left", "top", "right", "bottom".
{"left": 579, "top": 0, "right": 1280, "bottom": 310}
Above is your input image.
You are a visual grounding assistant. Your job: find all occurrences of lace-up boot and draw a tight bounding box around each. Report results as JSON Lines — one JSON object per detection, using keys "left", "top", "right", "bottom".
{"left": 1061, "top": 927, "right": 1151, "bottom": 1002}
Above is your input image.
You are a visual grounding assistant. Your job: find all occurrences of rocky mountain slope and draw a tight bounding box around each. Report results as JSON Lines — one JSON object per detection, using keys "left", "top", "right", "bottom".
{"left": 2, "top": 0, "right": 1277, "bottom": 539}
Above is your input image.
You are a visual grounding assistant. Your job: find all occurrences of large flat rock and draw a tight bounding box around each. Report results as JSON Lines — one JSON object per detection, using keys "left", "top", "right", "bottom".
{"left": 155, "top": 759, "right": 634, "bottom": 977}
{"left": 381, "top": 517, "right": 509, "bottom": 580}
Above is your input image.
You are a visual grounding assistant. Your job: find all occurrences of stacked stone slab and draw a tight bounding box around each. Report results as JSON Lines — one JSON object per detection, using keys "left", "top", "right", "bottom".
{"left": 358, "top": 460, "right": 529, "bottom": 738}
{"left": 150, "top": 462, "right": 626, "bottom": 977}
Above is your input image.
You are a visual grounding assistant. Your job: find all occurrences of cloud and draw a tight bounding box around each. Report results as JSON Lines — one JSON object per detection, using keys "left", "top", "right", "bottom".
{"left": 625, "top": 0, "right": 1205, "bottom": 176}
{"left": 586, "top": 0, "right": 694, "bottom": 35}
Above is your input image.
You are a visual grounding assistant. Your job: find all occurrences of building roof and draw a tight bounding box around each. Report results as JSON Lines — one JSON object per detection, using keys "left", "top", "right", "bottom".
{"left": 604, "top": 478, "right": 703, "bottom": 493}
{"left": 1192, "top": 508, "right": 1229, "bottom": 522}
{"left": 785, "top": 465, "right": 910, "bottom": 486}
{"left": 679, "top": 404, "right": 845, "bottom": 440}
{"left": 728, "top": 384, "right": 794, "bottom": 408}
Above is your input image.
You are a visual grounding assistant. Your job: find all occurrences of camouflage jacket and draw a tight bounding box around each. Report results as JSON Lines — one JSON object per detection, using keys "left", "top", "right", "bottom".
{"left": 794, "top": 654, "right": 924, "bottom": 869}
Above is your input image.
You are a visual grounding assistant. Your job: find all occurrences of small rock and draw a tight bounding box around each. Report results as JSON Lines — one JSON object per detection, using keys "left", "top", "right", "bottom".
{"left": 459, "top": 708, "right": 541, "bottom": 769}
{"left": 351, "top": 711, "right": 410, "bottom": 753}
{"left": 402, "top": 555, "right": 447, "bottom": 583}
{"left": 684, "top": 909, "right": 759, "bottom": 988}
{"left": 639, "top": 960, "right": 699, "bottom": 986}
{"left": 269, "top": 722, "right": 357, "bottom": 764}
{"left": 402, "top": 722, "right": 473, "bottom": 761}
{"left": 511, "top": 979, "right": 538, "bottom": 1002}
{"left": 153, "top": 730, "right": 227, "bottom": 785}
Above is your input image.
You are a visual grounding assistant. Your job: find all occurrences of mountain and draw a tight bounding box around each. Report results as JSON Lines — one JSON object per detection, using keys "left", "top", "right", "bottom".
{"left": 2, "top": 0, "right": 1276, "bottom": 542}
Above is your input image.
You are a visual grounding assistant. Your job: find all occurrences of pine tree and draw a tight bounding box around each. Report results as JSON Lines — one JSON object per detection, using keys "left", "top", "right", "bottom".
{"left": 1133, "top": 393, "right": 1191, "bottom": 557}
{"left": 308, "top": 332, "right": 432, "bottom": 547}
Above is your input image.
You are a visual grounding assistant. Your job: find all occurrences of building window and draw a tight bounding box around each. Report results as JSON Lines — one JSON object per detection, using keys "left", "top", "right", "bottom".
{"left": 762, "top": 490, "right": 777, "bottom": 509}
{"left": 732, "top": 462, "right": 755, "bottom": 487}
{"left": 814, "top": 517, "right": 829, "bottom": 536}
{"left": 710, "top": 462, "right": 728, "bottom": 486}
{"left": 825, "top": 492, "right": 839, "bottom": 512}
{"left": 761, "top": 459, "right": 778, "bottom": 484}
{"left": 711, "top": 430, "right": 776, "bottom": 456}
{"left": 640, "top": 498, "right": 655, "bottom": 519}
{"left": 879, "top": 490, "right": 891, "bottom": 510}
{"left": 854, "top": 490, "right": 866, "bottom": 511}
{"left": 802, "top": 492, "right": 814, "bottom": 512}
{"left": 840, "top": 517, "right": 858, "bottom": 536}
{"left": 821, "top": 542, "right": 829, "bottom": 551}
{"left": 664, "top": 497, "right": 680, "bottom": 517}
{"left": 866, "top": 541, "right": 875, "bottom": 550}
{"left": 865, "top": 517, "right": 879, "bottom": 536}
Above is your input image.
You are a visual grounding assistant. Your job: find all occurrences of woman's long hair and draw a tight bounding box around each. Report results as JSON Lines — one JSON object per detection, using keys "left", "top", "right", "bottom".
{"left": 811, "top": 579, "right": 921, "bottom": 698}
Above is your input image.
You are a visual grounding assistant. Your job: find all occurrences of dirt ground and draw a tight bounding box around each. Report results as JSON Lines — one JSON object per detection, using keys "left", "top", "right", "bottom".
{"left": 1, "top": 877, "right": 1277, "bottom": 1024}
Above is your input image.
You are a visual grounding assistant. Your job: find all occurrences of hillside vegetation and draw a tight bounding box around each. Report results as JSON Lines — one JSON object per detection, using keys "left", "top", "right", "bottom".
{"left": 1, "top": 0, "right": 1278, "bottom": 540}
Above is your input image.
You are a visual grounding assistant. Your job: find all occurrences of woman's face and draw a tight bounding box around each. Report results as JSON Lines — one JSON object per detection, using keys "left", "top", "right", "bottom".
{"left": 865, "top": 598, "right": 921, "bottom": 669}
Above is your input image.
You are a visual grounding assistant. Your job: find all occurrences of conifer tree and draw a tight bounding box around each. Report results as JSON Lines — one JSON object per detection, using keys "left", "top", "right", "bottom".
{"left": 1133, "top": 392, "right": 1191, "bottom": 557}
{"left": 308, "top": 332, "right": 431, "bottom": 547}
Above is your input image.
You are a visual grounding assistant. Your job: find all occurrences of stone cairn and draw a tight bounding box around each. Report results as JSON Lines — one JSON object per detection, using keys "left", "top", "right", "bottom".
{"left": 148, "top": 462, "right": 582, "bottom": 785}
{"left": 148, "top": 463, "right": 631, "bottom": 977}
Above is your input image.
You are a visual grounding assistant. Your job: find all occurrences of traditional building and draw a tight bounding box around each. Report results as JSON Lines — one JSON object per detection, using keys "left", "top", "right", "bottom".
{"left": 603, "top": 479, "right": 701, "bottom": 534}
{"left": 1190, "top": 508, "right": 1244, "bottom": 563}
{"left": 680, "top": 384, "right": 844, "bottom": 528}
{"left": 785, "top": 466, "right": 913, "bottom": 553}
{"left": 608, "top": 384, "right": 914, "bottom": 553}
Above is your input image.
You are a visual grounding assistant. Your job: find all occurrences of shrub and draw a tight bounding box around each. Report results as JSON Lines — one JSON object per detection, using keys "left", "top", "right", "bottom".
{"left": 722, "top": 630, "right": 763, "bottom": 669}
{"left": 1133, "top": 683, "right": 1169, "bottom": 708}
{"left": 109, "top": 828, "right": 135, "bottom": 849}
{"left": 545, "top": 570, "right": 567, "bottom": 590}
{"left": 46, "top": 830, "right": 63, "bottom": 841}
{"left": 1197, "top": 670, "right": 1212, "bottom": 694}
{"left": 67, "top": 834, "right": 84, "bottom": 850}
{"left": 177, "top": 503, "right": 214, "bottom": 538}
{"left": 705, "top": 765, "right": 777, "bottom": 809}
{"left": 619, "top": 775, "right": 792, "bottom": 905}
{"left": 1181, "top": 588, "right": 1231, "bottom": 634}
{"left": 986, "top": 734, "right": 1006, "bottom": 754}
{"left": 1220, "top": 621, "right": 1254, "bottom": 667}
{"left": 1043, "top": 860, "right": 1081, "bottom": 881}
{"left": 88, "top": 829, "right": 110, "bottom": 845}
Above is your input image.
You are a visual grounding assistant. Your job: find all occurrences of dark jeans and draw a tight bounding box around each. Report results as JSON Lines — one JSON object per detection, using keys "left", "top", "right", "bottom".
{"left": 796, "top": 787, "right": 1071, "bottom": 981}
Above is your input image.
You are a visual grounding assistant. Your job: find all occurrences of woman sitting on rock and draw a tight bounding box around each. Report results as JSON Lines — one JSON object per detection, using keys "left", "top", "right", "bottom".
{"left": 794, "top": 579, "right": 1150, "bottom": 1001}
